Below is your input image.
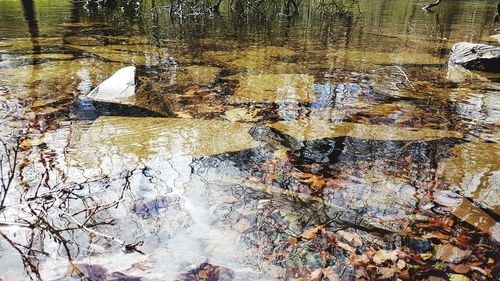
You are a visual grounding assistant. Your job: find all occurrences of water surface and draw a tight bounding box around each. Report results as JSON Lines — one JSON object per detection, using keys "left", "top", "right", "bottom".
{"left": 0, "top": 0, "right": 499, "bottom": 280}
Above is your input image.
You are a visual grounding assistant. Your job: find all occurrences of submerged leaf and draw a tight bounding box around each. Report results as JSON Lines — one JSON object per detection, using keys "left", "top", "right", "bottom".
{"left": 301, "top": 225, "right": 325, "bottom": 239}
{"left": 449, "top": 274, "right": 470, "bottom": 281}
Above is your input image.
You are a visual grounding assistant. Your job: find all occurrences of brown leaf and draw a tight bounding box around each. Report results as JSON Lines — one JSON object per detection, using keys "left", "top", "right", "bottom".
{"left": 301, "top": 225, "right": 325, "bottom": 239}
{"left": 417, "top": 217, "right": 454, "bottom": 231}
{"left": 305, "top": 175, "right": 326, "bottom": 191}
{"left": 378, "top": 267, "right": 395, "bottom": 279}
{"left": 449, "top": 264, "right": 470, "bottom": 274}
{"left": 289, "top": 172, "right": 326, "bottom": 191}
{"left": 337, "top": 242, "right": 356, "bottom": 254}
{"left": 352, "top": 254, "right": 370, "bottom": 265}
{"left": 373, "top": 249, "right": 398, "bottom": 265}
{"left": 310, "top": 268, "right": 323, "bottom": 279}
{"left": 288, "top": 236, "right": 298, "bottom": 246}
{"left": 322, "top": 268, "right": 340, "bottom": 281}
{"left": 422, "top": 232, "right": 450, "bottom": 240}
{"left": 354, "top": 266, "right": 368, "bottom": 278}
{"left": 290, "top": 172, "right": 315, "bottom": 179}
{"left": 337, "top": 230, "right": 363, "bottom": 247}
{"left": 434, "top": 244, "right": 471, "bottom": 263}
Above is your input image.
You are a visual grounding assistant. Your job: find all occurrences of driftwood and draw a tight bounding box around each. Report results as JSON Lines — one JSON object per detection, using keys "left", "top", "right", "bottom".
{"left": 448, "top": 42, "right": 500, "bottom": 73}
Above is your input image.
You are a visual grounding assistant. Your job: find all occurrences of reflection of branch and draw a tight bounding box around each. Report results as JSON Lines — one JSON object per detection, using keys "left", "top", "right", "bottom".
{"left": 0, "top": 138, "right": 20, "bottom": 209}
{"left": 0, "top": 137, "right": 145, "bottom": 279}
{"left": 422, "top": 0, "right": 441, "bottom": 11}
{"left": 375, "top": 66, "right": 415, "bottom": 90}
{"left": 0, "top": 230, "right": 43, "bottom": 281}
{"left": 57, "top": 201, "right": 145, "bottom": 255}
{"left": 57, "top": 204, "right": 124, "bottom": 244}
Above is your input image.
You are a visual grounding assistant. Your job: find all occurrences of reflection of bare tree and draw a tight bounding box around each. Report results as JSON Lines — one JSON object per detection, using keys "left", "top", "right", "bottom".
{"left": 0, "top": 138, "right": 143, "bottom": 280}
{"left": 20, "top": 0, "right": 41, "bottom": 55}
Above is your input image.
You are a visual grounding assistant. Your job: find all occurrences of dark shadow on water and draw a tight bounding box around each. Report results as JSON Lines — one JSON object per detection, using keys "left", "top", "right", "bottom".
{"left": 20, "top": 0, "right": 41, "bottom": 55}
{"left": 74, "top": 99, "right": 166, "bottom": 120}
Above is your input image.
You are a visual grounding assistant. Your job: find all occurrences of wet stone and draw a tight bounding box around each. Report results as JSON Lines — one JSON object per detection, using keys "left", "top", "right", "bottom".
{"left": 438, "top": 142, "right": 500, "bottom": 215}
{"left": 87, "top": 66, "right": 136, "bottom": 105}
{"left": 449, "top": 42, "right": 500, "bottom": 73}
{"left": 270, "top": 117, "right": 464, "bottom": 141}
{"left": 229, "top": 74, "right": 316, "bottom": 103}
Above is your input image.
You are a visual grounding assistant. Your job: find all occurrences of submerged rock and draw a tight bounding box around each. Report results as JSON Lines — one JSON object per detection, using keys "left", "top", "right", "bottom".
{"left": 433, "top": 190, "right": 500, "bottom": 242}
{"left": 228, "top": 74, "right": 316, "bottom": 103}
{"left": 438, "top": 142, "right": 500, "bottom": 214}
{"left": 448, "top": 42, "right": 500, "bottom": 73}
{"left": 87, "top": 66, "right": 136, "bottom": 105}
{"left": 490, "top": 34, "right": 500, "bottom": 43}
{"left": 270, "top": 118, "right": 463, "bottom": 141}
{"left": 67, "top": 116, "right": 263, "bottom": 176}
{"left": 447, "top": 63, "right": 489, "bottom": 83}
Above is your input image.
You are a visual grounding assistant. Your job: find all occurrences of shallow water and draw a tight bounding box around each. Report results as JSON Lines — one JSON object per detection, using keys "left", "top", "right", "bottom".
{"left": 0, "top": 0, "right": 499, "bottom": 280}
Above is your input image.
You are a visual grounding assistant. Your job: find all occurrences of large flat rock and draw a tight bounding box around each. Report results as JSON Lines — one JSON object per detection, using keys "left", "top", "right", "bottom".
{"left": 66, "top": 117, "right": 263, "bottom": 176}
{"left": 270, "top": 118, "right": 463, "bottom": 141}
{"left": 438, "top": 142, "right": 500, "bottom": 215}
{"left": 228, "top": 74, "right": 316, "bottom": 103}
{"left": 449, "top": 42, "right": 500, "bottom": 73}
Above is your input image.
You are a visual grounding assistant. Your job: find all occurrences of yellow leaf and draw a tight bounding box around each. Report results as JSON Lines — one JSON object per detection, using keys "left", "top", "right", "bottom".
{"left": 273, "top": 149, "right": 288, "bottom": 159}
{"left": 420, "top": 252, "right": 433, "bottom": 260}
{"left": 449, "top": 274, "right": 470, "bottom": 281}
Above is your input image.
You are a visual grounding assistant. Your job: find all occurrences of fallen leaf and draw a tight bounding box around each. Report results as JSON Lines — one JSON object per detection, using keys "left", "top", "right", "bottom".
{"left": 352, "top": 254, "right": 370, "bottom": 265}
{"left": 420, "top": 252, "right": 433, "bottom": 260}
{"left": 337, "top": 242, "right": 356, "bottom": 254}
{"left": 470, "top": 266, "right": 487, "bottom": 275}
{"left": 422, "top": 232, "right": 450, "bottom": 240}
{"left": 322, "top": 268, "right": 340, "bottom": 281}
{"left": 305, "top": 175, "right": 326, "bottom": 191}
{"left": 449, "top": 274, "right": 470, "bottom": 281}
{"left": 373, "top": 249, "right": 398, "bottom": 264}
{"left": 337, "top": 230, "right": 363, "bottom": 247}
{"left": 273, "top": 149, "right": 289, "bottom": 158}
{"left": 378, "top": 267, "right": 395, "bottom": 279}
{"left": 310, "top": 268, "right": 323, "bottom": 279}
{"left": 396, "top": 259, "right": 406, "bottom": 270}
{"left": 449, "top": 264, "right": 470, "bottom": 274}
{"left": 288, "top": 236, "right": 298, "bottom": 246}
{"left": 301, "top": 225, "right": 325, "bottom": 239}
{"left": 354, "top": 266, "right": 368, "bottom": 278}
